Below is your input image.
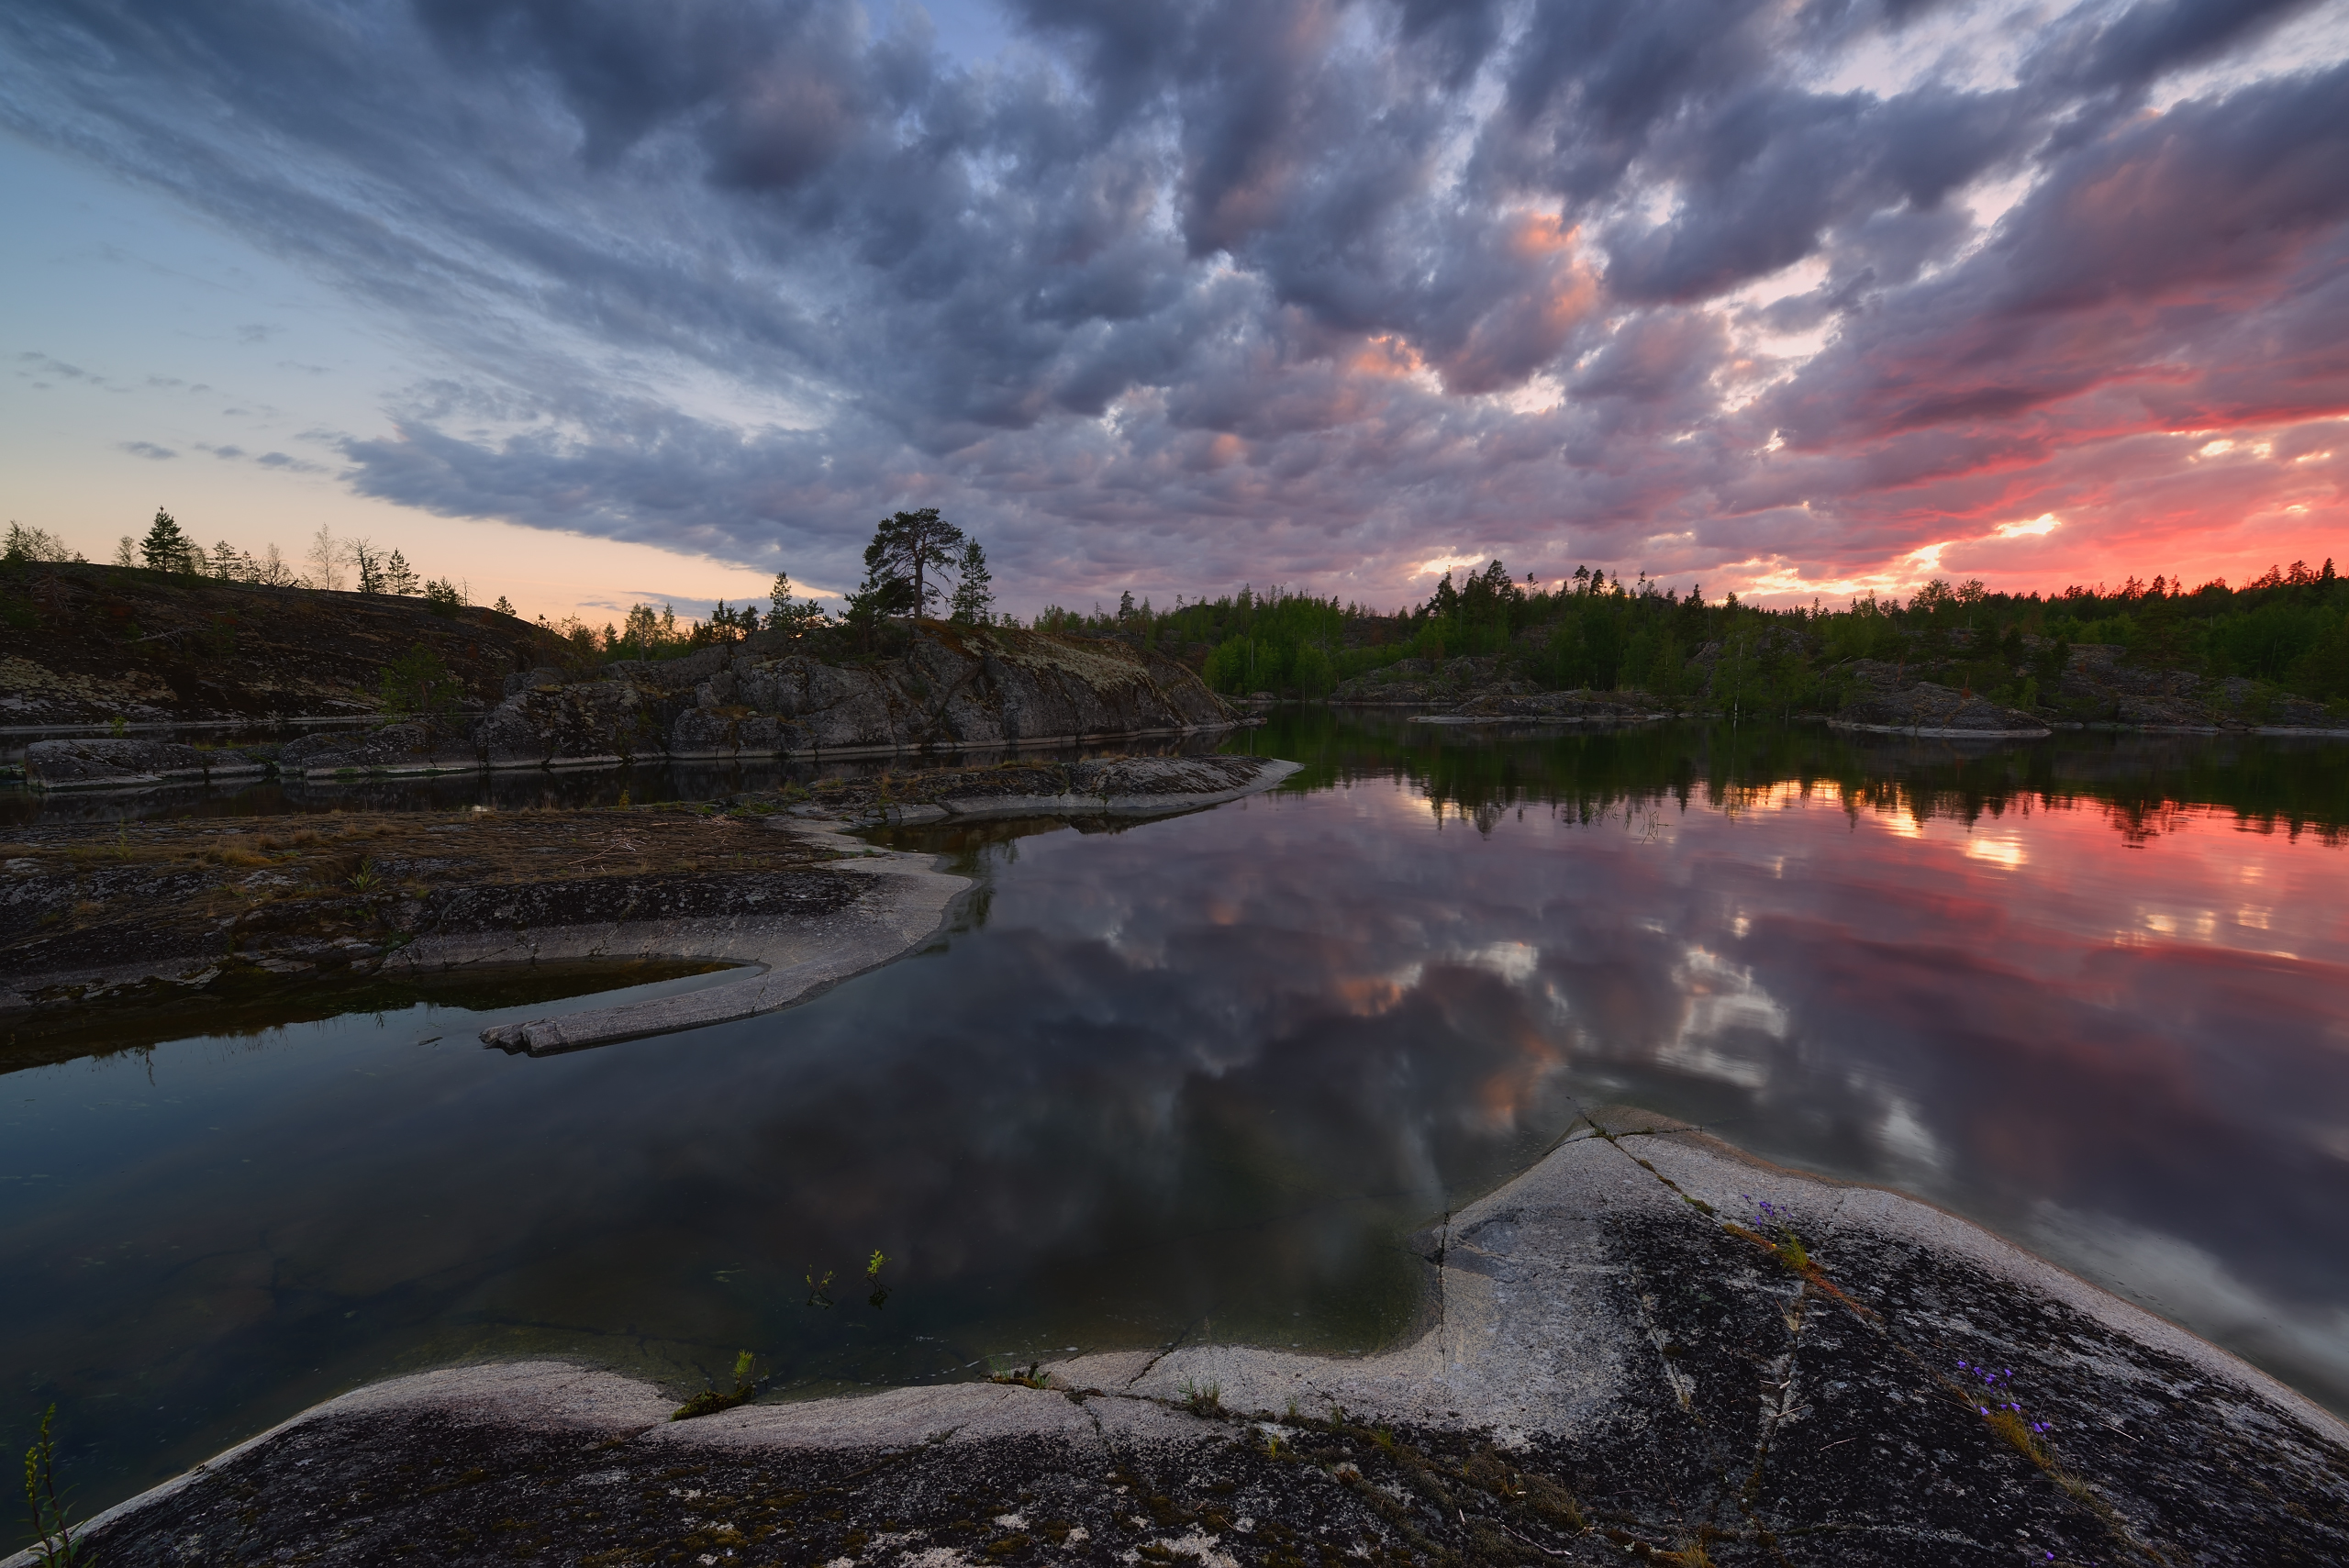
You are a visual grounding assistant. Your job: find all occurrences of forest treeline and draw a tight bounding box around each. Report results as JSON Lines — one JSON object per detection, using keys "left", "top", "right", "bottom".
{"left": 1040, "top": 557, "right": 2349, "bottom": 713}
{"left": 16, "top": 510, "right": 2343, "bottom": 712}
{"left": 6, "top": 515, "right": 506, "bottom": 619}
{"left": 1237, "top": 708, "right": 2349, "bottom": 846}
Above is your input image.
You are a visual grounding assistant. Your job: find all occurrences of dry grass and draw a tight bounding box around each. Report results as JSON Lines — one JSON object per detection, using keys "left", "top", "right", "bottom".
{"left": 4, "top": 803, "right": 837, "bottom": 944}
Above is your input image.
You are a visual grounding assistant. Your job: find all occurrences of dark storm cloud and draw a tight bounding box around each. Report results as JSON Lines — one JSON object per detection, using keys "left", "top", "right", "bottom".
{"left": 1764, "top": 61, "right": 2349, "bottom": 450}
{"left": 3, "top": 0, "right": 2343, "bottom": 603}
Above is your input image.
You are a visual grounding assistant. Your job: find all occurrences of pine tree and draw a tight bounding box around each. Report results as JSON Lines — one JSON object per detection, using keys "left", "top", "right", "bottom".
{"left": 349, "top": 539, "right": 386, "bottom": 595}
{"left": 385, "top": 550, "right": 421, "bottom": 595}
{"left": 140, "top": 508, "right": 194, "bottom": 573}
{"left": 863, "top": 508, "right": 964, "bottom": 617}
{"left": 492, "top": 594, "right": 515, "bottom": 617}
{"left": 768, "top": 572, "right": 828, "bottom": 637}
{"left": 950, "top": 540, "right": 995, "bottom": 624}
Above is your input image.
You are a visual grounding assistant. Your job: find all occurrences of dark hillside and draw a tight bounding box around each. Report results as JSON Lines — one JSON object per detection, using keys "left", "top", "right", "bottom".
{"left": 0, "top": 562, "right": 571, "bottom": 727}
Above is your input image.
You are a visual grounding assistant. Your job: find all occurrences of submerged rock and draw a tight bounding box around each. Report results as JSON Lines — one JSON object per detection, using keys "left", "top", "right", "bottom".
{"left": 781, "top": 753, "right": 1301, "bottom": 826}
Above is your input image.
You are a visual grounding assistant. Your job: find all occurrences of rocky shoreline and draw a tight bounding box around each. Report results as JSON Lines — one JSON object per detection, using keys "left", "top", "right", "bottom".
{"left": 23, "top": 1111, "right": 2343, "bottom": 1567}
{"left": 15, "top": 623, "right": 1243, "bottom": 791}
{"left": 475, "top": 757, "right": 1300, "bottom": 1054}
{"left": 1326, "top": 643, "right": 2348, "bottom": 739}
{"left": 0, "top": 755, "right": 1299, "bottom": 1056}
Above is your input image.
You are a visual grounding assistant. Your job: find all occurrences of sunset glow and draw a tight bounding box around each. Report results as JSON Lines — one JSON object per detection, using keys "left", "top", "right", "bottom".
{"left": 2, "top": 0, "right": 2343, "bottom": 619}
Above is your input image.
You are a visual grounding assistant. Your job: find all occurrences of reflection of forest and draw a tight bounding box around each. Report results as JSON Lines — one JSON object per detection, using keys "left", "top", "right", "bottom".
{"left": 1229, "top": 710, "right": 2349, "bottom": 845}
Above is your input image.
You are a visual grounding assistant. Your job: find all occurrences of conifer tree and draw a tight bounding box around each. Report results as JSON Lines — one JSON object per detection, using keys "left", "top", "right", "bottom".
{"left": 950, "top": 540, "right": 995, "bottom": 624}
{"left": 768, "top": 572, "right": 829, "bottom": 637}
{"left": 140, "top": 507, "right": 194, "bottom": 573}
{"left": 863, "top": 508, "right": 963, "bottom": 617}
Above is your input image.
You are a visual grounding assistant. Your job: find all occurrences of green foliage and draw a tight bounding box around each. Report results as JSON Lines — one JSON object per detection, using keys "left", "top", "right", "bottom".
{"left": 1067, "top": 553, "right": 2349, "bottom": 712}
{"left": 22, "top": 1404, "right": 89, "bottom": 1567}
{"left": 687, "top": 601, "right": 758, "bottom": 647}
{"left": 349, "top": 539, "right": 387, "bottom": 595}
{"left": 378, "top": 643, "right": 463, "bottom": 721}
{"left": 4, "top": 523, "right": 79, "bottom": 565}
{"left": 863, "top": 507, "right": 964, "bottom": 617}
{"left": 422, "top": 577, "right": 467, "bottom": 617}
{"left": 948, "top": 539, "right": 995, "bottom": 624}
{"left": 671, "top": 1351, "right": 762, "bottom": 1421}
{"left": 140, "top": 506, "right": 196, "bottom": 573}
{"left": 768, "top": 572, "right": 830, "bottom": 639}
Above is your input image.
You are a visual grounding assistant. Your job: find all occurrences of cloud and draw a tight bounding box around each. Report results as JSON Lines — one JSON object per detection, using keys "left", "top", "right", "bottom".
{"left": 2, "top": 0, "right": 2343, "bottom": 606}
{"left": 120, "top": 440, "right": 177, "bottom": 460}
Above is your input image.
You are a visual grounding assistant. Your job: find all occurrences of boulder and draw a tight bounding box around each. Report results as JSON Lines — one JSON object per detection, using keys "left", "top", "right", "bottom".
{"left": 1453, "top": 690, "right": 1673, "bottom": 720}
{"left": 23, "top": 737, "right": 269, "bottom": 792}
{"left": 1832, "top": 682, "right": 2050, "bottom": 737}
{"left": 475, "top": 678, "right": 669, "bottom": 768}
{"left": 279, "top": 722, "right": 482, "bottom": 778}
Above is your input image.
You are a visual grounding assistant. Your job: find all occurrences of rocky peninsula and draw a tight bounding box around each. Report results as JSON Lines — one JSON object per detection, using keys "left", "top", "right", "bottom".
{"left": 11, "top": 579, "right": 1243, "bottom": 792}
{"left": 0, "top": 755, "right": 1299, "bottom": 1060}
{"left": 22, "top": 1111, "right": 2343, "bottom": 1567}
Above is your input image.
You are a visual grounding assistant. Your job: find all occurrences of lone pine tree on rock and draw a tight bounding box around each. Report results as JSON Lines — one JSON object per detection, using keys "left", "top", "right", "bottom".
{"left": 949, "top": 539, "right": 994, "bottom": 624}
{"left": 861, "top": 507, "right": 965, "bottom": 617}
{"left": 139, "top": 506, "right": 195, "bottom": 573}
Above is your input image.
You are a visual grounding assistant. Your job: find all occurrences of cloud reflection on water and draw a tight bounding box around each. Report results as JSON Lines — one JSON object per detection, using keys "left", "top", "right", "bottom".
{"left": 5, "top": 723, "right": 2347, "bottom": 1522}
{"left": 874, "top": 747, "right": 2349, "bottom": 1408}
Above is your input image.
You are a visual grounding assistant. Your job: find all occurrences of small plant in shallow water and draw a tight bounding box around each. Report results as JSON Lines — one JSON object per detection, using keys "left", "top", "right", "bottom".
{"left": 865, "top": 1249, "right": 890, "bottom": 1308}
{"left": 671, "top": 1351, "right": 761, "bottom": 1422}
{"left": 805, "top": 1267, "right": 834, "bottom": 1309}
{"left": 989, "top": 1360, "right": 1052, "bottom": 1390}
{"left": 21, "top": 1403, "right": 89, "bottom": 1566}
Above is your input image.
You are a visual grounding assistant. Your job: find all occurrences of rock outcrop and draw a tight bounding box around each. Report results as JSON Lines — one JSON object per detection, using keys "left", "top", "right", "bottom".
{"left": 0, "top": 563, "right": 569, "bottom": 728}
{"left": 777, "top": 754, "right": 1302, "bottom": 828}
{"left": 19, "top": 737, "right": 271, "bottom": 791}
{"left": 1330, "top": 655, "right": 1534, "bottom": 706}
{"left": 273, "top": 626, "right": 1238, "bottom": 779}
{"left": 1830, "top": 681, "right": 2050, "bottom": 737}
{"left": 1446, "top": 690, "right": 1679, "bottom": 722}
{"left": 1, "top": 756, "right": 1297, "bottom": 1050}
{"left": 38, "top": 1112, "right": 2347, "bottom": 1567}
{"left": 2052, "top": 643, "right": 2340, "bottom": 728}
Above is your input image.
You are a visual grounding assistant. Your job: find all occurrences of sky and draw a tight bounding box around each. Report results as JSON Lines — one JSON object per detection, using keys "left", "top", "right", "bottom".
{"left": 3, "top": 0, "right": 2345, "bottom": 624}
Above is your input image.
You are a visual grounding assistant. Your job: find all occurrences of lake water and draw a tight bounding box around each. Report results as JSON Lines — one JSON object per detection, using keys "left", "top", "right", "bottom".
{"left": 4, "top": 712, "right": 2346, "bottom": 1521}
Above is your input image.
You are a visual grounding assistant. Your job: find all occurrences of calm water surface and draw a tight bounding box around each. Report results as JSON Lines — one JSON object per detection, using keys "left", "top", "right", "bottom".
{"left": 4, "top": 713, "right": 2346, "bottom": 1521}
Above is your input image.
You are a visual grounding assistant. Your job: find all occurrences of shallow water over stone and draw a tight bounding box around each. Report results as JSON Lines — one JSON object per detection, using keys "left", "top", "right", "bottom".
{"left": 0, "top": 727, "right": 1225, "bottom": 828}
{"left": 3, "top": 713, "right": 2345, "bottom": 1521}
